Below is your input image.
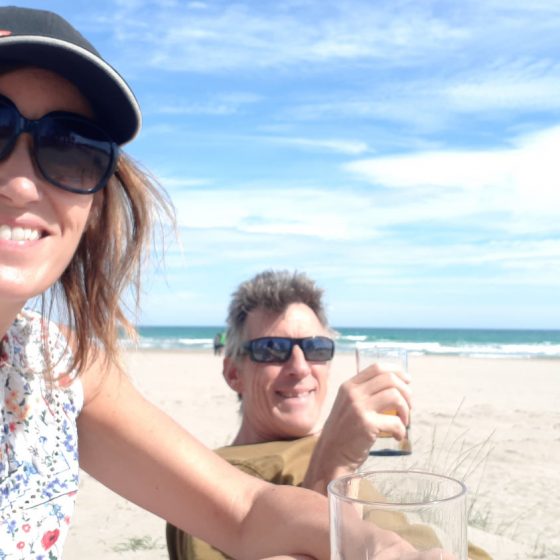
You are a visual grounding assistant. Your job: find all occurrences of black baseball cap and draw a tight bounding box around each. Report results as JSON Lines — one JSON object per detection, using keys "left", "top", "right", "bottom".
{"left": 0, "top": 6, "right": 140, "bottom": 145}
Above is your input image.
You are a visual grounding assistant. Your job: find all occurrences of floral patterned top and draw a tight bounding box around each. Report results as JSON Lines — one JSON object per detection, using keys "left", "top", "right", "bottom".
{"left": 0, "top": 310, "right": 83, "bottom": 559}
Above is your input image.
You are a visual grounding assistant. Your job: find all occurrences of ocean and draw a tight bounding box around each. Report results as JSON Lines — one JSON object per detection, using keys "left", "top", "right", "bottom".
{"left": 129, "top": 326, "right": 560, "bottom": 359}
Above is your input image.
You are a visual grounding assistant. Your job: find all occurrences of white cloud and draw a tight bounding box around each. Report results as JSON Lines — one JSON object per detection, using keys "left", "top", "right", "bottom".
{"left": 148, "top": 123, "right": 560, "bottom": 260}
{"left": 152, "top": 122, "right": 560, "bottom": 292}
{"left": 344, "top": 124, "right": 560, "bottom": 225}
{"left": 153, "top": 223, "right": 560, "bottom": 298}
{"left": 171, "top": 187, "right": 371, "bottom": 240}
{"left": 261, "top": 136, "right": 369, "bottom": 155}
{"left": 346, "top": 150, "right": 510, "bottom": 190}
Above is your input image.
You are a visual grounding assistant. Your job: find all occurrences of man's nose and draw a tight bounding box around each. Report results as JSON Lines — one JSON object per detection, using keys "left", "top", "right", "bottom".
{"left": 285, "top": 344, "right": 312, "bottom": 378}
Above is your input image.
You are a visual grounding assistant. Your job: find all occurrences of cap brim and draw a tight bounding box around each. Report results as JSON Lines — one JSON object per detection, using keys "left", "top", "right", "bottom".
{"left": 0, "top": 36, "right": 141, "bottom": 145}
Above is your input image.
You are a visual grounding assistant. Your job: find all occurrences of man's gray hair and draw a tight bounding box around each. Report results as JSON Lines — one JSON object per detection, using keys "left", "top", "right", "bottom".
{"left": 225, "top": 270, "right": 329, "bottom": 359}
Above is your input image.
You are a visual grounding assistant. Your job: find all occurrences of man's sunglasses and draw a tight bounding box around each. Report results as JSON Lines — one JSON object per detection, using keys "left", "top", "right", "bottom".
{"left": 243, "top": 336, "right": 335, "bottom": 363}
{"left": 0, "top": 93, "right": 118, "bottom": 194}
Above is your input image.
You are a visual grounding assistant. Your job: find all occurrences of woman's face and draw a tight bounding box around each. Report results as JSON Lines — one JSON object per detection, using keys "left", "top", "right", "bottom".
{"left": 0, "top": 67, "right": 96, "bottom": 313}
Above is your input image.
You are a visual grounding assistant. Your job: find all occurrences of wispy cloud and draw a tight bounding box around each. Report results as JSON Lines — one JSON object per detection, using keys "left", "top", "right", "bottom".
{"left": 170, "top": 186, "right": 371, "bottom": 240}
{"left": 100, "top": 1, "right": 560, "bottom": 73}
{"left": 102, "top": 1, "right": 472, "bottom": 72}
{"left": 155, "top": 92, "right": 262, "bottom": 116}
{"left": 161, "top": 123, "right": 559, "bottom": 245}
{"left": 442, "top": 59, "right": 560, "bottom": 112}
{"left": 344, "top": 124, "right": 560, "bottom": 228}
{"left": 161, "top": 177, "right": 212, "bottom": 189}
{"left": 260, "top": 136, "right": 369, "bottom": 155}
{"left": 96, "top": 1, "right": 560, "bottom": 145}
{"left": 286, "top": 60, "right": 560, "bottom": 130}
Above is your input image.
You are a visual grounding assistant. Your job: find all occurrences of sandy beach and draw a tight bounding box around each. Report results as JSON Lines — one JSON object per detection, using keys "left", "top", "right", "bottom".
{"left": 64, "top": 350, "right": 560, "bottom": 560}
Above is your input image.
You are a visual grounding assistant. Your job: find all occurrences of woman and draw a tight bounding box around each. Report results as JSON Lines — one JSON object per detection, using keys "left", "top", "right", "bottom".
{"left": 0, "top": 6, "right": 449, "bottom": 560}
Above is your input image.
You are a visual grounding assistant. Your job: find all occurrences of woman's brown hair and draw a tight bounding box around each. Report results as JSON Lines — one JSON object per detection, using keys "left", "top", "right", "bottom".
{"left": 46, "top": 153, "right": 175, "bottom": 376}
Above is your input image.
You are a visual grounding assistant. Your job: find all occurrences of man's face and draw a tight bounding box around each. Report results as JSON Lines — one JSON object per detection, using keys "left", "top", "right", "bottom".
{"left": 228, "top": 302, "right": 331, "bottom": 443}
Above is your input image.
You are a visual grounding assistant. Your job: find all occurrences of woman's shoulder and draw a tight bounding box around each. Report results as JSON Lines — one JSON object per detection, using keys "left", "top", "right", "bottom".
{"left": 14, "top": 309, "right": 70, "bottom": 366}
{"left": 2, "top": 309, "right": 42, "bottom": 371}
{"left": 8, "top": 308, "right": 63, "bottom": 346}
{"left": 2, "top": 309, "right": 83, "bottom": 402}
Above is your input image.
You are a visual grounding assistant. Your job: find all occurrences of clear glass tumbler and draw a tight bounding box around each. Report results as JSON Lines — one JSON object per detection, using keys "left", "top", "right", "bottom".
{"left": 329, "top": 470, "right": 467, "bottom": 559}
{"left": 355, "top": 344, "right": 411, "bottom": 456}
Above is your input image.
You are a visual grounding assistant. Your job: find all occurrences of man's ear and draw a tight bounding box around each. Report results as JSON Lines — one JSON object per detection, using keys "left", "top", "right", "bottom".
{"left": 223, "top": 357, "right": 243, "bottom": 394}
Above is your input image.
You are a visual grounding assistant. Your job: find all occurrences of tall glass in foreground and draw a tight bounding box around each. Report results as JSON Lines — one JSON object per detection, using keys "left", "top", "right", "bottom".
{"left": 355, "top": 344, "right": 411, "bottom": 456}
{"left": 328, "top": 470, "right": 467, "bottom": 560}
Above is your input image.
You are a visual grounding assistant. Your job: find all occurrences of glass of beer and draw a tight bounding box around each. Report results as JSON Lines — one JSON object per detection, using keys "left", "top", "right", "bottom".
{"left": 355, "top": 343, "right": 411, "bottom": 456}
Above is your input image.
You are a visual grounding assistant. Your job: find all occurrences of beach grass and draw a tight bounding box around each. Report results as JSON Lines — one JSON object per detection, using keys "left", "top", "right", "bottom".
{"left": 112, "top": 536, "right": 165, "bottom": 553}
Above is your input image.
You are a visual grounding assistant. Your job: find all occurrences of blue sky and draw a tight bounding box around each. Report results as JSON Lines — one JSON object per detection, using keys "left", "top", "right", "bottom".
{"left": 22, "top": 0, "right": 560, "bottom": 328}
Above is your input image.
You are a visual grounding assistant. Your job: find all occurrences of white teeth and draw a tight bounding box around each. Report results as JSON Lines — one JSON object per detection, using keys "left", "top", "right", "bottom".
{"left": 281, "top": 391, "right": 311, "bottom": 399}
{"left": 0, "top": 225, "right": 41, "bottom": 241}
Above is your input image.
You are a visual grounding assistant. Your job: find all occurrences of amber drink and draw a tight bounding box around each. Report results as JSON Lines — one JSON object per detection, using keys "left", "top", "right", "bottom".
{"left": 355, "top": 344, "right": 411, "bottom": 456}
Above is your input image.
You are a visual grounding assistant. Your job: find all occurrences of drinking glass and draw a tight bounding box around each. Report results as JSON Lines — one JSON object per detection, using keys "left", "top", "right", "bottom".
{"left": 355, "top": 344, "right": 411, "bottom": 456}
{"left": 329, "top": 470, "right": 467, "bottom": 560}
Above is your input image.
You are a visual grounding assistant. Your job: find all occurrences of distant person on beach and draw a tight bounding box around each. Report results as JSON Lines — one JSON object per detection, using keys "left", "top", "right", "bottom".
{"left": 166, "top": 269, "right": 491, "bottom": 560}
{"left": 213, "top": 331, "right": 226, "bottom": 355}
{"left": 1, "top": 7, "right": 446, "bottom": 560}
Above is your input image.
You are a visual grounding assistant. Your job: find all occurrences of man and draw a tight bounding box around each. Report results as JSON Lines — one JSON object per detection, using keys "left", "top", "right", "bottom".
{"left": 167, "top": 270, "right": 489, "bottom": 560}
{"left": 213, "top": 331, "right": 226, "bottom": 355}
{"left": 223, "top": 269, "right": 412, "bottom": 492}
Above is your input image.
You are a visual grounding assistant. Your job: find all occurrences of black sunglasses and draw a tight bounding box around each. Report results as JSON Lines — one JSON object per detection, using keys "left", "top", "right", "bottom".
{"left": 0, "top": 93, "right": 118, "bottom": 194}
{"left": 243, "top": 336, "right": 335, "bottom": 363}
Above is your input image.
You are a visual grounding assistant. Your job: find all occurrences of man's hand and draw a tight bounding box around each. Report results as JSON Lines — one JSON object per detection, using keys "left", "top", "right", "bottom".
{"left": 302, "top": 362, "right": 411, "bottom": 494}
